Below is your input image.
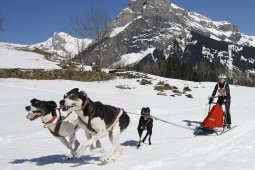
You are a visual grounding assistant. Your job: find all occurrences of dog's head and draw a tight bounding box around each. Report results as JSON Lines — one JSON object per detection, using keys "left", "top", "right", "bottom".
{"left": 141, "top": 107, "right": 150, "bottom": 120}
{"left": 25, "top": 98, "right": 57, "bottom": 121}
{"left": 59, "top": 88, "right": 87, "bottom": 111}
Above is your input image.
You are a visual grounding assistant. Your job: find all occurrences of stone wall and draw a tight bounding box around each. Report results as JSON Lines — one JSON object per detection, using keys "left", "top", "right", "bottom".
{"left": 0, "top": 69, "right": 114, "bottom": 82}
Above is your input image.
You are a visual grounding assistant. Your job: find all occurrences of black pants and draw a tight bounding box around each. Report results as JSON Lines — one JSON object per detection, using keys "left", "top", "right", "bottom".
{"left": 217, "top": 97, "right": 231, "bottom": 125}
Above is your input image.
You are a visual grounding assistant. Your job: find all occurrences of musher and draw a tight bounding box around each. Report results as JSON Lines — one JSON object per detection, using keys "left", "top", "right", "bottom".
{"left": 209, "top": 74, "right": 232, "bottom": 129}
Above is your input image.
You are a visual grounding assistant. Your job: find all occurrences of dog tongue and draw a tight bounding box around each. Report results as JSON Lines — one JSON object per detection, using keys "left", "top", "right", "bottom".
{"left": 26, "top": 112, "right": 42, "bottom": 120}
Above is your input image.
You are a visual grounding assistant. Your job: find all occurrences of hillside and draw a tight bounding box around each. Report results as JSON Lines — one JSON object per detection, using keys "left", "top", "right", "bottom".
{"left": 0, "top": 42, "right": 61, "bottom": 69}
{"left": 0, "top": 32, "right": 92, "bottom": 70}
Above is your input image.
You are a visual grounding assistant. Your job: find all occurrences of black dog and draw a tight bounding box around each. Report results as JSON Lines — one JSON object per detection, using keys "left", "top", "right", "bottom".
{"left": 137, "top": 107, "right": 153, "bottom": 148}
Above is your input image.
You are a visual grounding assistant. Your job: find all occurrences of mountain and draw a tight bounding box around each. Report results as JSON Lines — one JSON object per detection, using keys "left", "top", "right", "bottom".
{"left": 34, "top": 32, "right": 92, "bottom": 59}
{"left": 0, "top": 32, "right": 92, "bottom": 69}
{"left": 80, "top": 0, "right": 255, "bottom": 85}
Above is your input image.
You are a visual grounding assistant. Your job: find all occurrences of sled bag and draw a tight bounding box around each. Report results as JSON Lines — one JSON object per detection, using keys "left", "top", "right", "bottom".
{"left": 201, "top": 103, "right": 223, "bottom": 128}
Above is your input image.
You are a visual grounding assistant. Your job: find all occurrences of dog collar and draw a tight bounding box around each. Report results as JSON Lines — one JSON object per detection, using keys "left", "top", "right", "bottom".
{"left": 45, "top": 113, "right": 58, "bottom": 124}
{"left": 46, "top": 114, "right": 58, "bottom": 124}
{"left": 81, "top": 99, "right": 90, "bottom": 110}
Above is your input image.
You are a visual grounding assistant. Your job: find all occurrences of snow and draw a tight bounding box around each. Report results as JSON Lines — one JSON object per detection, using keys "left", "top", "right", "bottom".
{"left": 33, "top": 32, "right": 92, "bottom": 58}
{"left": 240, "top": 56, "right": 248, "bottom": 62}
{"left": 110, "top": 16, "right": 143, "bottom": 38}
{"left": 110, "top": 22, "right": 132, "bottom": 37}
{"left": 0, "top": 74, "right": 255, "bottom": 170}
{"left": 207, "top": 28, "right": 227, "bottom": 37}
{"left": 237, "top": 34, "right": 255, "bottom": 47}
{"left": 188, "top": 12, "right": 211, "bottom": 22}
{"left": 209, "top": 34, "right": 221, "bottom": 41}
{"left": 0, "top": 43, "right": 61, "bottom": 69}
{"left": 187, "top": 9, "right": 255, "bottom": 46}
{"left": 248, "top": 69, "right": 255, "bottom": 74}
{"left": 227, "top": 46, "right": 234, "bottom": 70}
{"left": 171, "top": 3, "right": 185, "bottom": 11}
{"left": 111, "top": 48, "right": 155, "bottom": 68}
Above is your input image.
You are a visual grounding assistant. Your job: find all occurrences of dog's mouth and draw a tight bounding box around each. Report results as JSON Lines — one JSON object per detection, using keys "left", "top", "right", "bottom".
{"left": 26, "top": 111, "right": 42, "bottom": 121}
{"left": 59, "top": 104, "right": 75, "bottom": 111}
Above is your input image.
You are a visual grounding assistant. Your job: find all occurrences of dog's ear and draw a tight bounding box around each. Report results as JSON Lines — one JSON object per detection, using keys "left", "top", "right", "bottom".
{"left": 71, "top": 88, "right": 79, "bottom": 92}
{"left": 30, "top": 98, "right": 38, "bottom": 103}
{"left": 48, "top": 101, "right": 57, "bottom": 109}
{"left": 30, "top": 98, "right": 37, "bottom": 103}
{"left": 79, "top": 90, "right": 87, "bottom": 97}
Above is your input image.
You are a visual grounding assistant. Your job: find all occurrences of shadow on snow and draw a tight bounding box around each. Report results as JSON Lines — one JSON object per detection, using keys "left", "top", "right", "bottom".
{"left": 9, "top": 140, "right": 137, "bottom": 167}
{"left": 9, "top": 154, "right": 101, "bottom": 166}
{"left": 121, "top": 139, "right": 138, "bottom": 147}
{"left": 182, "top": 120, "right": 202, "bottom": 136}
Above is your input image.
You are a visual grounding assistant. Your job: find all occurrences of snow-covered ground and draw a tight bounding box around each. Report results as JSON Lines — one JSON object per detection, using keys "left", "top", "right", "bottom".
{"left": 0, "top": 75, "right": 255, "bottom": 170}
{"left": 0, "top": 43, "right": 60, "bottom": 69}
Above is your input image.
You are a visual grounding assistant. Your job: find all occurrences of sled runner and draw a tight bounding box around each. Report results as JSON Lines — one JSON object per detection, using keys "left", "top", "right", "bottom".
{"left": 195, "top": 102, "right": 236, "bottom": 136}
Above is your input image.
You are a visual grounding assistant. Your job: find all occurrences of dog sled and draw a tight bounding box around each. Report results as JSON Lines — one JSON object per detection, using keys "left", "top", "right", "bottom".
{"left": 196, "top": 101, "right": 236, "bottom": 136}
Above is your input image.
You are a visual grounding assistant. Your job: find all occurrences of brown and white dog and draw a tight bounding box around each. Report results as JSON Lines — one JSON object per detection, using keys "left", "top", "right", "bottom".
{"left": 25, "top": 98, "right": 102, "bottom": 159}
{"left": 60, "top": 88, "right": 130, "bottom": 161}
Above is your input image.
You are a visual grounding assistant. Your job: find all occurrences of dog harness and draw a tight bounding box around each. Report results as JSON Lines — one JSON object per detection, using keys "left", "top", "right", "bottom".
{"left": 42, "top": 108, "right": 63, "bottom": 137}
{"left": 79, "top": 99, "right": 122, "bottom": 133}
{"left": 141, "top": 118, "right": 152, "bottom": 130}
{"left": 79, "top": 99, "right": 97, "bottom": 133}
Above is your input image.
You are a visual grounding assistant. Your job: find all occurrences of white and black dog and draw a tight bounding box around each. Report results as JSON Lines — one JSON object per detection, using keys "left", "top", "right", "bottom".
{"left": 60, "top": 88, "right": 130, "bottom": 161}
{"left": 25, "top": 98, "right": 102, "bottom": 159}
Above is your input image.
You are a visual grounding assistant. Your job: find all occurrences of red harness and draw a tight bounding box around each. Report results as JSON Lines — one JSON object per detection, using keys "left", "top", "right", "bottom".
{"left": 46, "top": 114, "right": 58, "bottom": 124}
{"left": 45, "top": 109, "right": 62, "bottom": 137}
{"left": 107, "top": 108, "right": 121, "bottom": 129}
{"left": 79, "top": 99, "right": 97, "bottom": 133}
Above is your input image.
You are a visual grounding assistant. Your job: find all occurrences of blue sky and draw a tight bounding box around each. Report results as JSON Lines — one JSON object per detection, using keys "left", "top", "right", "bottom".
{"left": 0, "top": 0, "right": 254, "bottom": 45}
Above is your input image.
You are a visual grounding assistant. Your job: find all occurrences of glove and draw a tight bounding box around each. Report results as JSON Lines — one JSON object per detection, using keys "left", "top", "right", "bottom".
{"left": 209, "top": 97, "right": 213, "bottom": 104}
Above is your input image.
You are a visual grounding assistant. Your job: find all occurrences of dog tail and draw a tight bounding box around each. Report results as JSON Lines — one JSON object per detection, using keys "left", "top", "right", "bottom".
{"left": 119, "top": 110, "right": 130, "bottom": 132}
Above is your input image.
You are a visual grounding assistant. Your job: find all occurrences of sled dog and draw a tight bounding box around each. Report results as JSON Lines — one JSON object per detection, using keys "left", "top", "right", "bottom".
{"left": 137, "top": 107, "right": 153, "bottom": 147}
{"left": 25, "top": 98, "right": 101, "bottom": 159}
{"left": 60, "top": 88, "right": 130, "bottom": 161}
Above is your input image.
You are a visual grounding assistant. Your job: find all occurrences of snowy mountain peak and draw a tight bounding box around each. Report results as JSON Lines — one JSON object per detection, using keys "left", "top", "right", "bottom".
{"left": 129, "top": 0, "right": 170, "bottom": 11}
{"left": 115, "top": 0, "right": 254, "bottom": 46}
{"left": 80, "top": 0, "right": 255, "bottom": 85}
{"left": 34, "top": 32, "right": 92, "bottom": 59}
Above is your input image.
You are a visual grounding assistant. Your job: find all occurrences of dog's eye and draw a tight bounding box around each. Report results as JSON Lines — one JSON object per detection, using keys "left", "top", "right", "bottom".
{"left": 69, "top": 93, "right": 78, "bottom": 100}
{"left": 32, "top": 101, "right": 39, "bottom": 107}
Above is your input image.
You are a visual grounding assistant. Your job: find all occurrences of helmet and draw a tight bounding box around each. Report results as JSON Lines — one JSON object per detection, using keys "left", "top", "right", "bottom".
{"left": 218, "top": 74, "right": 227, "bottom": 79}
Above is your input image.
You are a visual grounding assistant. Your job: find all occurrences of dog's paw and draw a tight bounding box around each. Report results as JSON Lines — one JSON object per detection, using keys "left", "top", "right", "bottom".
{"left": 91, "top": 147, "right": 105, "bottom": 153}
{"left": 65, "top": 150, "right": 74, "bottom": 159}
{"left": 76, "top": 147, "right": 85, "bottom": 158}
{"left": 100, "top": 154, "right": 117, "bottom": 163}
{"left": 112, "top": 147, "right": 123, "bottom": 156}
